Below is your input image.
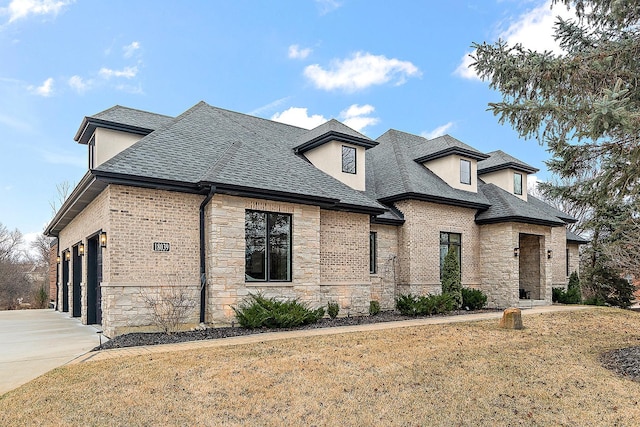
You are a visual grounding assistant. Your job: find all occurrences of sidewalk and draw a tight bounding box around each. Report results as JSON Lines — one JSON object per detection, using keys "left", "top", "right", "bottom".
{"left": 70, "top": 304, "right": 590, "bottom": 365}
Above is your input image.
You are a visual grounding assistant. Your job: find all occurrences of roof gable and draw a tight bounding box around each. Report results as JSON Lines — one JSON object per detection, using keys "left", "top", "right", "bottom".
{"left": 413, "top": 134, "right": 489, "bottom": 163}
{"left": 478, "top": 150, "right": 538, "bottom": 174}
{"left": 293, "top": 119, "right": 377, "bottom": 154}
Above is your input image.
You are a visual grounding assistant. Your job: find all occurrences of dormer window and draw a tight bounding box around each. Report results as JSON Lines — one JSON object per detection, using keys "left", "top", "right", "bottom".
{"left": 514, "top": 172, "right": 523, "bottom": 195}
{"left": 342, "top": 145, "right": 356, "bottom": 174}
{"left": 460, "top": 159, "right": 471, "bottom": 185}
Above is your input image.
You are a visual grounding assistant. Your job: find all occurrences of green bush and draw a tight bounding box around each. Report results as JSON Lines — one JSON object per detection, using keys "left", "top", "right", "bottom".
{"left": 552, "top": 273, "right": 582, "bottom": 305}
{"left": 232, "top": 293, "right": 325, "bottom": 329}
{"left": 395, "top": 293, "right": 455, "bottom": 316}
{"left": 441, "top": 248, "right": 462, "bottom": 309}
{"left": 369, "top": 300, "right": 381, "bottom": 316}
{"left": 583, "top": 296, "right": 606, "bottom": 306}
{"left": 327, "top": 301, "right": 340, "bottom": 319}
{"left": 461, "top": 287, "right": 487, "bottom": 310}
{"left": 33, "top": 285, "right": 49, "bottom": 309}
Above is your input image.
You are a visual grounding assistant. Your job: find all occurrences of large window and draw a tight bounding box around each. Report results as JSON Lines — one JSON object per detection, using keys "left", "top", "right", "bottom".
{"left": 245, "top": 210, "right": 292, "bottom": 282}
{"left": 342, "top": 145, "right": 356, "bottom": 174}
{"left": 370, "top": 232, "right": 377, "bottom": 274}
{"left": 440, "top": 232, "right": 461, "bottom": 279}
{"left": 514, "top": 172, "right": 523, "bottom": 195}
{"left": 460, "top": 159, "right": 471, "bottom": 185}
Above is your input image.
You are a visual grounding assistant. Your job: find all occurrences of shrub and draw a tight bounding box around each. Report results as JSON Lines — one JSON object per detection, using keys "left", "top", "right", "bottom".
{"left": 369, "top": 300, "right": 381, "bottom": 316}
{"left": 395, "top": 293, "right": 455, "bottom": 316}
{"left": 139, "top": 285, "right": 198, "bottom": 334}
{"left": 232, "top": 293, "right": 325, "bottom": 329}
{"left": 583, "top": 295, "right": 606, "bottom": 306}
{"left": 461, "top": 287, "right": 487, "bottom": 310}
{"left": 33, "top": 285, "right": 49, "bottom": 309}
{"left": 327, "top": 301, "right": 340, "bottom": 319}
{"left": 396, "top": 294, "right": 420, "bottom": 316}
{"left": 441, "top": 248, "right": 462, "bottom": 309}
{"left": 552, "top": 273, "right": 582, "bottom": 305}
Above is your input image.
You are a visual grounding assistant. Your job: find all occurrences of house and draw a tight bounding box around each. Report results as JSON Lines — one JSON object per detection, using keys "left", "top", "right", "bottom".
{"left": 45, "top": 102, "right": 586, "bottom": 337}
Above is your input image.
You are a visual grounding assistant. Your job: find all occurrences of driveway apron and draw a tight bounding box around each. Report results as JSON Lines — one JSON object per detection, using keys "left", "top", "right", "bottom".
{"left": 0, "top": 309, "right": 102, "bottom": 395}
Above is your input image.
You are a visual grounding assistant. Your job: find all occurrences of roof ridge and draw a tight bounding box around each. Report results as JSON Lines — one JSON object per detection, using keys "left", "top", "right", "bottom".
{"left": 387, "top": 130, "right": 412, "bottom": 193}
{"left": 91, "top": 104, "right": 174, "bottom": 119}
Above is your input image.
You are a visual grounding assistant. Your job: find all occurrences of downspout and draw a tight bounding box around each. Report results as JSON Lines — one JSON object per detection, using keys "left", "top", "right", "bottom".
{"left": 199, "top": 185, "right": 216, "bottom": 323}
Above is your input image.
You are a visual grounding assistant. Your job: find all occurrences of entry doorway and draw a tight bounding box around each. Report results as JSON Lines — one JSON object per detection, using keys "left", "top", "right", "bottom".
{"left": 72, "top": 245, "right": 82, "bottom": 318}
{"left": 86, "top": 235, "right": 102, "bottom": 325}
{"left": 518, "top": 234, "right": 543, "bottom": 300}
{"left": 61, "top": 252, "right": 69, "bottom": 312}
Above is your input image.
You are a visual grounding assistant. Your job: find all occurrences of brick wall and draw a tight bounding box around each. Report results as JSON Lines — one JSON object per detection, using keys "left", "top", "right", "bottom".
{"left": 370, "top": 224, "right": 399, "bottom": 310}
{"left": 58, "top": 187, "right": 110, "bottom": 323}
{"left": 567, "top": 243, "right": 580, "bottom": 277}
{"left": 394, "top": 200, "right": 480, "bottom": 296}
{"left": 49, "top": 241, "right": 58, "bottom": 306}
{"left": 319, "top": 210, "right": 371, "bottom": 315}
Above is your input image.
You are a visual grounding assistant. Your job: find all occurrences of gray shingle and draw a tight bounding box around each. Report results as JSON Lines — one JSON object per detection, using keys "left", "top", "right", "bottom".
{"left": 96, "top": 102, "right": 385, "bottom": 212}
{"left": 366, "top": 129, "right": 490, "bottom": 207}
{"left": 566, "top": 229, "right": 589, "bottom": 244}
{"left": 478, "top": 150, "right": 538, "bottom": 174}
{"left": 527, "top": 194, "right": 577, "bottom": 223}
{"left": 90, "top": 105, "right": 174, "bottom": 130}
{"left": 413, "top": 134, "right": 489, "bottom": 162}
{"left": 475, "top": 181, "right": 565, "bottom": 226}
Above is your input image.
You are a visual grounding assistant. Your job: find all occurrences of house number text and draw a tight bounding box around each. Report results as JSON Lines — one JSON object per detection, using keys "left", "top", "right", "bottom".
{"left": 153, "top": 242, "right": 171, "bottom": 252}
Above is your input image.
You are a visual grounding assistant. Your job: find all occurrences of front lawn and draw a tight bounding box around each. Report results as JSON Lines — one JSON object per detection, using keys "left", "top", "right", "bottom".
{"left": 1, "top": 307, "right": 639, "bottom": 426}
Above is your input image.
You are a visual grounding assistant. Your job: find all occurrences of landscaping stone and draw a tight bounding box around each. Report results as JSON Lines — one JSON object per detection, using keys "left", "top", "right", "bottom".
{"left": 498, "top": 307, "right": 523, "bottom": 329}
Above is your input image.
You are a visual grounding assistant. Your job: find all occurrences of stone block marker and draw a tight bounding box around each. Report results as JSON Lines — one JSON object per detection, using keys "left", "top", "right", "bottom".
{"left": 499, "top": 307, "right": 523, "bottom": 330}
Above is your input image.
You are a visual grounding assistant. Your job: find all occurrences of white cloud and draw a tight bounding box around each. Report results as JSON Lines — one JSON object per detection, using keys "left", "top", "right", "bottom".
{"left": 422, "top": 122, "right": 454, "bottom": 139}
{"left": 28, "top": 77, "right": 53, "bottom": 96}
{"left": 99, "top": 66, "right": 138, "bottom": 79}
{"left": 115, "top": 83, "right": 144, "bottom": 94}
{"left": 455, "top": 0, "right": 577, "bottom": 80}
{"left": 123, "top": 41, "right": 140, "bottom": 58}
{"left": 339, "top": 104, "right": 379, "bottom": 133}
{"left": 288, "top": 44, "right": 312, "bottom": 59}
{"left": 271, "top": 107, "right": 327, "bottom": 129}
{"left": 1, "top": 0, "right": 73, "bottom": 24}
{"left": 68, "top": 75, "right": 91, "bottom": 93}
{"left": 315, "top": 0, "right": 342, "bottom": 15}
{"left": 304, "top": 52, "right": 421, "bottom": 92}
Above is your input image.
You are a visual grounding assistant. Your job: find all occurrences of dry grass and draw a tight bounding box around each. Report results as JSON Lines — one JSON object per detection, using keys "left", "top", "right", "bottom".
{"left": 2, "top": 307, "right": 640, "bottom": 426}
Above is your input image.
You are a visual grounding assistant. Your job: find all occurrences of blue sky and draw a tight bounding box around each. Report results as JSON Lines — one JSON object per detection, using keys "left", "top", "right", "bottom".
{"left": 0, "top": 0, "right": 574, "bottom": 247}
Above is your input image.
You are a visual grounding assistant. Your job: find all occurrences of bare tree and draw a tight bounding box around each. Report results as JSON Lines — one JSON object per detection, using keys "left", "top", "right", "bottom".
{"left": 0, "top": 223, "right": 29, "bottom": 310}
{"left": 139, "top": 276, "right": 198, "bottom": 334}
{"left": 49, "top": 181, "right": 72, "bottom": 217}
{"left": 31, "top": 234, "right": 53, "bottom": 268}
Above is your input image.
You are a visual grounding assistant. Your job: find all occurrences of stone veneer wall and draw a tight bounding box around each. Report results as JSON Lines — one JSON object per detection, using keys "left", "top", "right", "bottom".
{"left": 57, "top": 187, "right": 110, "bottom": 325}
{"left": 394, "top": 200, "right": 480, "bottom": 296}
{"left": 519, "top": 234, "right": 542, "bottom": 299}
{"left": 550, "top": 226, "right": 568, "bottom": 287}
{"left": 567, "top": 243, "right": 580, "bottom": 277}
{"left": 319, "top": 210, "right": 371, "bottom": 315}
{"left": 370, "top": 224, "right": 399, "bottom": 310}
{"left": 204, "top": 195, "right": 322, "bottom": 325}
{"left": 478, "top": 222, "right": 553, "bottom": 308}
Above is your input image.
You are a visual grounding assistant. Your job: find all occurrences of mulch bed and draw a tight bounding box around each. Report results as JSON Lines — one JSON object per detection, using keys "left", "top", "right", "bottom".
{"left": 601, "top": 346, "right": 640, "bottom": 382}
{"left": 95, "top": 309, "right": 496, "bottom": 351}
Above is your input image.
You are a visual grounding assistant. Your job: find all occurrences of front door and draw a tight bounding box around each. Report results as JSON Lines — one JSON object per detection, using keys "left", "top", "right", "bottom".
{"left": 72, "top": 245, "right": 82, "bottom": 317}
{"left": 87, "top": 236, "right": 102, "bottom": 325}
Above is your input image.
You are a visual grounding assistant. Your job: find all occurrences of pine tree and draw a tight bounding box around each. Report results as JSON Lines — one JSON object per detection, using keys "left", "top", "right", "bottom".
{"left": 441, "top": 248, "right": 462, "bottom": 309}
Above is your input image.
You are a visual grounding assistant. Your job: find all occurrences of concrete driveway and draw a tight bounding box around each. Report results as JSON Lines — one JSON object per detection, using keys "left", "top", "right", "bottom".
{"left": 0, "top": 309, "right": 103, "bottom": 395}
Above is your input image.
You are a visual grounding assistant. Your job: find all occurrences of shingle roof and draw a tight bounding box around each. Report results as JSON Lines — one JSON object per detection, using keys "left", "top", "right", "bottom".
{"left": 527, "top": 194, "right": 577, "bottom": 223}
{"left": 95, "top": 102, "right": 385, "bottom": 213}
{"left": 91, "top": 105, "right": 174, "bottom": 130}
{"left": 294, "top": 119, "right": 377, "bottom": 154}
{"left": 477, "top": 150, "right": 538, "bottom": 174}
{"left": 413, "top": 134, "right": 489, "bottom": 162}
{"left": 365, "top": 129, "right": 490, "bottom": 208}
{"left": 475, "top": 181, "right": 566, "bottom": 226}
{"left": 75, "top": 105, "right": 174, "bottom": 144}
{"left": 566, "top": 229, "right": 589, "bottom": 244}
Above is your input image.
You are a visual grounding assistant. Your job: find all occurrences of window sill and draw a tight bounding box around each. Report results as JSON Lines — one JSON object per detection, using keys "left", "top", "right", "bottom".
{"left": 245, "top": 282, "right": 294, "bottom": 287}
